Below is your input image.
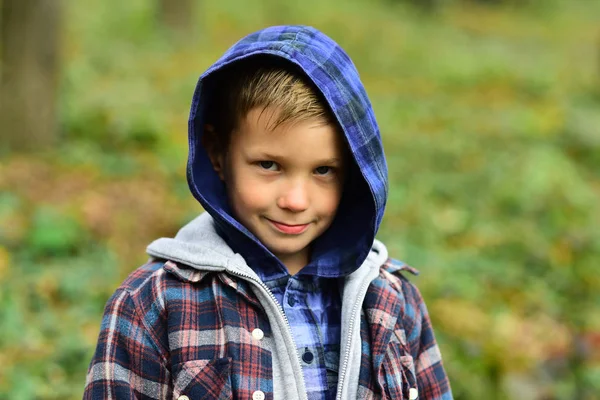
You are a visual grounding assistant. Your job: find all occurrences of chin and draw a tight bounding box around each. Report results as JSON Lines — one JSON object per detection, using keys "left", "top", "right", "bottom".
{"left": 268, "top": 243, "right": 308, "bottom": 256}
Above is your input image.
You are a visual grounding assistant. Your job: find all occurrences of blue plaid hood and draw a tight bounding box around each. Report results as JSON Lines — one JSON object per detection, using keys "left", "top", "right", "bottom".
{"left": 187, "top": 25, "right": 388, "bottom": 278}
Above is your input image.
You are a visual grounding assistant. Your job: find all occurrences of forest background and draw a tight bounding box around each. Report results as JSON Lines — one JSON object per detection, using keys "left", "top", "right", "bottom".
{"left": 1, "top": 0, "right": 599, "bottom": 399}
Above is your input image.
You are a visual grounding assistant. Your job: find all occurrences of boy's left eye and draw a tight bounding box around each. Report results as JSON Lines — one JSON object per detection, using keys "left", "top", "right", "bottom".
{"left": 259, "top": 161, "right": 279, "bottom": 171}
{"left": 315, "top": 166, "right": 333, "bottom": 175}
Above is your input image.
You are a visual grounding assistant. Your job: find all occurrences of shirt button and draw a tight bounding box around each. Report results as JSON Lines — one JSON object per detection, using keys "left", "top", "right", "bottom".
{"left": 252, "top": 328, "right": 264, "bottom": 340}
{"left": 287, "top": 295, "right": 296, "bottom": 306}
{"left": 409, "top": 388, "right": 419, "bottom": 399}
{"left": 302, "top": 349, "right": 314, "bottom": 364}
{"left": 252, "top": 390, "right": 265, "bottom": 400}
{"left": 177, "top": 396, "right": 190, "bottom": 400}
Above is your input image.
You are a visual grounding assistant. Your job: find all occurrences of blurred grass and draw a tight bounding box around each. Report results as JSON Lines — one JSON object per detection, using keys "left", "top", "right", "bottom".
{"left": 1, "top": 0, "right": 599, "bottom": 398}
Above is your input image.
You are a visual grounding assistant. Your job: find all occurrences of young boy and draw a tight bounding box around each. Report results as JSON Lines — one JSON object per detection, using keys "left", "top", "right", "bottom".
{"left": 84, "top": 25, "right": 452, "bottom": 400}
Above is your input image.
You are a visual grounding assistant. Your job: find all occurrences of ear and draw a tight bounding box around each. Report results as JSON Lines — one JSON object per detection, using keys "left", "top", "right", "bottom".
{"left": 209, "top": 153, "right": 226, "bottom": 181}
{"left": 203, "top": 124, "right": 226, "bottom": 181}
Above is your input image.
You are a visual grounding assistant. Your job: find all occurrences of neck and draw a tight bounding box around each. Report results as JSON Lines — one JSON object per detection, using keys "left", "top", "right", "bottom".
{"left": 278, "top": 251, "right": 309, "bottom": 276}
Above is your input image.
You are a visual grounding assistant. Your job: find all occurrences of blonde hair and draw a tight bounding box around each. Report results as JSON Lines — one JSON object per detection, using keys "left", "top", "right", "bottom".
{"left": 205, "top": 57, "right": 336, "bottom": 154}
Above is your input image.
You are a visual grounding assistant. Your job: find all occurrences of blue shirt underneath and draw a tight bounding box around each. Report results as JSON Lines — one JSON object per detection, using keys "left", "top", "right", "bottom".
{"left": 263, "top": 274, "right": 341, "bottom": 400}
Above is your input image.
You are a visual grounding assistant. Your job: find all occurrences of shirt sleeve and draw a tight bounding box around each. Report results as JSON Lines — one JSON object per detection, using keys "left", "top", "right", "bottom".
{"left": 83, "top": 289, "right": 171, "bottom": 399}
{"left": 411, "top": 286, "right": 453, "bottom": 400}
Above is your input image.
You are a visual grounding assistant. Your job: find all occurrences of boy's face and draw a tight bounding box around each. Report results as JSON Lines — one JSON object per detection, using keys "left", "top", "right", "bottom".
{"left": 210, "top": 107, "right": 346, "bottom": 274}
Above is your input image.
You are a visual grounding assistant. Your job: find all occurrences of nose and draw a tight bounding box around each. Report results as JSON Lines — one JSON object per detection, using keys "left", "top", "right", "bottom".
{"left": 277, "top": 179, "right": 309, "bottom": 212}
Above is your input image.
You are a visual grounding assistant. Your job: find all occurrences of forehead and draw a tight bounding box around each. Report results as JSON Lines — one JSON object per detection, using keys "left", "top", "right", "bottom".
{"left": 233, "top": 108, "right": 347, "bottom": 161}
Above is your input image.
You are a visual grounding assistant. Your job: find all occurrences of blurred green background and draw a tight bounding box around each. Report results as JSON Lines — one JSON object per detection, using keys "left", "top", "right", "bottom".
{"left": 1, "top": 0, "right": 599, "bottom": 399}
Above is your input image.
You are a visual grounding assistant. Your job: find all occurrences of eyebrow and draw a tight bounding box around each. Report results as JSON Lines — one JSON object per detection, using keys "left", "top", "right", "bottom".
{"left": 316, "top": 158, "right": 342, "bottom": 165}
{"left": 253, "top": 152, "right": 342, "bottom": 165}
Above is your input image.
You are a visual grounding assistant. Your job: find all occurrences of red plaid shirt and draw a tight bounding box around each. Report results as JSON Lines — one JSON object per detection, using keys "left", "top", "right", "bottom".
{"left": 84, "top": 258, "right": 452, "bottom": 399}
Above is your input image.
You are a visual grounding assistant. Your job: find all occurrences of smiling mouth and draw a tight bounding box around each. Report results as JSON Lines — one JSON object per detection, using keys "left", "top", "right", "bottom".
{"left": 267, "top": 219, "right": 310, "bottom": 235}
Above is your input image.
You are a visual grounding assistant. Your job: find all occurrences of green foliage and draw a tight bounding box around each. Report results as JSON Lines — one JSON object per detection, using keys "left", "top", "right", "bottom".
{"left": 1, "top": 0, "right": 599, "bottom": 398}
{"left": 26, "top": 207, "right": 88, "bottom": 257}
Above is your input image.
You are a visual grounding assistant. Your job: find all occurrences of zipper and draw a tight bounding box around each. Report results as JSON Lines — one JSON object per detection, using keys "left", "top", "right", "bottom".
{"left": 336, "top": 277, "right": 372, "bottom": 400}
{"left": 228, "top": 269, "right": 308, "bottom": 400}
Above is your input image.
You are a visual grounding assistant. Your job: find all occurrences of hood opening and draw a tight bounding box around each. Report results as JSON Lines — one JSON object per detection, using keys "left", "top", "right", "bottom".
{"left": 186, "top": 27, "right": 386, "bottom": 278}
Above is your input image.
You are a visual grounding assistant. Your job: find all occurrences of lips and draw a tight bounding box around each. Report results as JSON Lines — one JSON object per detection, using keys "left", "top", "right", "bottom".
{"left": 267, "top": 219, "right": 310, "bottom": 235}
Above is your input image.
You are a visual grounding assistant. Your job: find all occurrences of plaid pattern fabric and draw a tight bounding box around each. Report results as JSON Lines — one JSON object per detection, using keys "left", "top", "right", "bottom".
{"left": 84, "top": 257, "right": 452, "bottom": 399}
{"left": 188, "top": 25, "right": 388, "bottom": 278}
{"left": 358, "top": 259, "right": 452, "bottom": 399}
{"left": 265, "top": 276, "right": 341, "bottom": 400}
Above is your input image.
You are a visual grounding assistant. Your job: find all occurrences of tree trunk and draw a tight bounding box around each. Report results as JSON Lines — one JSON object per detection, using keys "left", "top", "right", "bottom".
{"left": 0, "top": 0, "right": 61, "bottom": 153}
{"left": 158, "top": 0, "right": 194, "bottom": 36}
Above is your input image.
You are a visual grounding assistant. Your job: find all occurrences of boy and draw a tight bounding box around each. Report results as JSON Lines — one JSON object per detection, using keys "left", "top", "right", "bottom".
{"left": 84, "top": 25, "right": 452, "bottom": 400}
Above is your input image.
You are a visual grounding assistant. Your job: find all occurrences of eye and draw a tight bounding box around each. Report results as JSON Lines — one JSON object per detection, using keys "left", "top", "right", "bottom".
{"left": 315, "top": 166, "right": 333, "bottom": 176}
{"left": 259, "top": 161, "right": 279, "bottom": 171}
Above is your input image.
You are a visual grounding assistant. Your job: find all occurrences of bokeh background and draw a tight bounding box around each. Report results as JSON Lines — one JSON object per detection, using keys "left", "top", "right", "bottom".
{"left": 1, "top": 0, "right": 599, "bottom": 398}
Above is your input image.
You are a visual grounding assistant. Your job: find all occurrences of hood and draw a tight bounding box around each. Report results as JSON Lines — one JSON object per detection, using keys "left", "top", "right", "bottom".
{"left": 186, "top": 25, "right": 388, "bottom": 278}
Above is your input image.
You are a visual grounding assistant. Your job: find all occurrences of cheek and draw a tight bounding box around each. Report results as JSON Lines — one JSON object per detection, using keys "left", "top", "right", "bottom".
{"left": 317, "top": 185, "right": 344, "bottom": 218}
{"left": 224, "top": 158, "right": 271, "bottom": 214}
{"left": 229, "top": 176, "right": 272, "bottom": 213}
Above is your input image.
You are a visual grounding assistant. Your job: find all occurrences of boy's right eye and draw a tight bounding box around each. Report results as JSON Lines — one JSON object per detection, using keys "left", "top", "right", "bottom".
{"left": 259, "top": 161, "right": 279, "bottom": 171}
